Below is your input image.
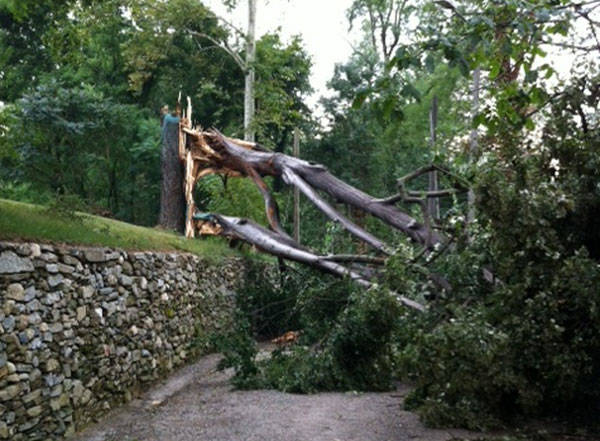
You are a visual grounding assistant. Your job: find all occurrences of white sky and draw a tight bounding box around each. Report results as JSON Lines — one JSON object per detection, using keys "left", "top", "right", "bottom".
{"left": 203, "top": 0, "right": 359, "bottom": 115}
{"left": 202, "top": 1, "right": 597, "bottom": 114}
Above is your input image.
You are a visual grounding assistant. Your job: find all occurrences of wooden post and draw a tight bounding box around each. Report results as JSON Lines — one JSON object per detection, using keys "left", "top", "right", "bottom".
{"left": 428, "top": 96, "right": 440, "bottom": 221}
{"left": 293, "top": 128, "right": 300, "bottom": 243}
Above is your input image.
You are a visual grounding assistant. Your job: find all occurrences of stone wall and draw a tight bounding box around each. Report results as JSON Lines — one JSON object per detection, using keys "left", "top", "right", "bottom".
{"left": 0, "top": 241, "right": 244, "bottom": 440}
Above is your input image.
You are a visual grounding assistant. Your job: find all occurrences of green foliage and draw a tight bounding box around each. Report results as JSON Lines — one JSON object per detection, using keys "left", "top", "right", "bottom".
{"left": 260, "top": 286, "right": 400, "bottom": 393}
{"left": 196, "top": 176, "right": 268, "bottom": 227}
{"left": 214, "top": 265, "right": 401, "bottom": 393}
{"left": 6, "top": 78, "right": 162, "bottom": 225}
{"left": 213, "top": 311, "right": 261, "bottom": 389}
{"left": 42, "top": 193, "right": 88, "bottom": 223}
{"left": 394, "top": 76, "right": 600, "bottom": 429}
{"left": 253, "top": 33, "right": 313, "bottom": 148}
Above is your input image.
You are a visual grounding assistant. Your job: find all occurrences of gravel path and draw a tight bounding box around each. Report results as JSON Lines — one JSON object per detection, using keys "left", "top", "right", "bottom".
{"left": 72, "top": 352, "right": 480, "bottom": 441}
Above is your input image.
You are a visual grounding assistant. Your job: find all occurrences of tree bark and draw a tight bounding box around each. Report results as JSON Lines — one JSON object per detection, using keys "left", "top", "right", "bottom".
{"left": 186, "top": 129, "right": 443, "bottom": 250}
{"left": 428, "top": 96, "right": 440, "bottom": 221}
{"left": 158, "top": 114, "right": 185, "bottom": 232}
{"left": 198, "top": 213, "right": 425, "bottom": 311}
{"left": 468, "top": 68, "right": 480, "bottom": 226}
{"left": 244, "top": 0, "right": 256, "bottom": 142}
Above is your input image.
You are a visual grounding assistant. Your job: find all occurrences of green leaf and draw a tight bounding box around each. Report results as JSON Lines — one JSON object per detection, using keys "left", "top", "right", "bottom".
{"left": 401, "top": 83, "right": 421, "bottom": 102}
{"left": 352, "top": 89, "right": 369, "bottom": 109}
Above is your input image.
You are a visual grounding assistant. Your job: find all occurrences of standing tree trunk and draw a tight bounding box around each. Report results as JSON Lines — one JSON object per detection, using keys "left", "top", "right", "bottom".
{"left": 158, "top": 112, "right": 185, "bottom": 232}
{"left": 427, "top": 96, "right": 440, "bottom": 221}
{"left": 468, "top": 68, "right": 480, "bottom": 226}
{"left": 244, "top": 0, "right": 256, "bottom": 142}
{"left": 293, "top": 127, "right": 300, "bottom": 243}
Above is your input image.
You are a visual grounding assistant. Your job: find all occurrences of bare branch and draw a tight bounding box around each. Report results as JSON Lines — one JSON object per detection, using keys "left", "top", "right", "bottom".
{"left": 319, "top": 254, "right": 386, "bottom": 265}
{"left": 189, "top": 29, "right": 245, "bottom": 70}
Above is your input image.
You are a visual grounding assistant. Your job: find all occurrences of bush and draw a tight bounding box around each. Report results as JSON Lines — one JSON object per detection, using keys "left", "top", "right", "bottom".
{"left": 395, "top": 78, "right": 600, "bottom": 429}
{"left": 214, "top": 266, "right": 401, "bottom": 393}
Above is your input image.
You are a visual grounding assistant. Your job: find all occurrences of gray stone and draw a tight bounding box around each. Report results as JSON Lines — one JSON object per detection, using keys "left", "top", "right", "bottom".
{"left": 45, "top": 292, "right": 62, "bottom": 304}
{"left": 4, "top": 412, "right": 14, "bottom": 424}
{"left": 26, "top": 405, "right": 43, "bottom": 417}
{"left": 122, "top": 261, "right": 133, "bottom": 274}
{"left": 39, "top": 252, "right": 58, "bottom": 263}
{"left": 46, "top": 359, "right": 60, "bottom": 372}
{"left": 0, "top": 421, "right": 8, "bottom": 439}
{"left": 6, "top": 283, "right": 25, "bottom": 301}
{"left": 29, "top": 338, "right": 43, "bottom": 350}
{"left": 120, "top": 275, "right": 133, "bottom": 286}
{"left": 80, "top": 285, "right": 94, "bottom": 299}
{"left": 23, "top": 286, "right": 36, "bottom": 302}
{"left": 57, "top": 263, "right": 74, "bottom": 274}
{"left": 84, "top": 249, "right": 107, "bottom": 263}
{"left": 22, "top": 389, "right": 41, "bottom": 403}
{"left": 71, "top": 381, "right": 84, "bottom": 402}
{"left": 62, "top": 255, "right": 80, "bottom": 266}
{"left": 1, "top": 317, "right": 15, "bottom": 332}
{"left": 99, "top": 287, "right": 114, "bottom": 296}
{"left": 48, "top": 323, "right": 63, "bottom": 333}
{"left": 18, "top": 331, "right": 29, "bottom": 344}
{"left": 15, "top": 244, "right": 31, "bottom": 256}
{"left": 25, "top": 300, "right": 41, "bottom": 313}
{"left": 49, "top": 384, "right": 63, "bottom": 397}
{"left": 30, "top": 243, "right": 41, "bottom": 257}
{"left": 45, "top": 264, "right": 59, "bottom": 273}
{"left": 102, "top": 301, "right": 118, "bottom": 316}
{"left": 18, "top": 417, "right": 39, "bottom": 432}
{"left": 0, "top": 384, "right": 20, "bottom": 401}
{"left": 106, "top": 251, "right": 119, "bottom": 260}
{"left": 16, "top": 363, "right": 31, "bottom": 373}
{"left": 0, "top": 251, "right": 33, "bottom": 274}
{"left": 105, "top": 273, "right": 118, "bottom": 286}
{"left": 47, "top": 274, "right": 64, "bottom": 288}
{"left": 44, "top": 374, "right": 61, "bottom": 387}
{"left": 76, "top": 306, "right": 86, "bottom": 321}
{"left": 50, "top": 393, "right": 69, "bottom": 411}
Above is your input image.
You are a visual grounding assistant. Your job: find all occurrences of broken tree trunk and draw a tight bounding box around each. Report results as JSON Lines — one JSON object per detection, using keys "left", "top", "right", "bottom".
{"left": 158, "top": 111, "right": 185, "bottom": 233}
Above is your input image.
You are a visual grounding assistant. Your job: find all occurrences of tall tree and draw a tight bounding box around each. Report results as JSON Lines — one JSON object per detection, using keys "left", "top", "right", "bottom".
{"left": 244, "top": 0, "right": 256, "bottom": 141}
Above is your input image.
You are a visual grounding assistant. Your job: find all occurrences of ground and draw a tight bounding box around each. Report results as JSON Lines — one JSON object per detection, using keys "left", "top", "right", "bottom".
{"left": 73, "top": 351, "right": 481, "bottom": 441}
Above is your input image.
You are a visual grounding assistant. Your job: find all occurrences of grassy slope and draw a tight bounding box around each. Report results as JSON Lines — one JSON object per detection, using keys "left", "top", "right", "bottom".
{"left": 0, "top": 198, "right": 234, "bottom": 261}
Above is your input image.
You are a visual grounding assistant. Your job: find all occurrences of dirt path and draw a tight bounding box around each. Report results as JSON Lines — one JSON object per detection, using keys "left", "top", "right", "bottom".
{"left": 72, "top": 352, "right": 480, "bottom": 441}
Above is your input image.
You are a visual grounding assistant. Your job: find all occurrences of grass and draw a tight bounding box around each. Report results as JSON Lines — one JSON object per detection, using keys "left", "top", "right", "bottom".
{"left": 0, "top": 198, "right": 235, "bottom": 262}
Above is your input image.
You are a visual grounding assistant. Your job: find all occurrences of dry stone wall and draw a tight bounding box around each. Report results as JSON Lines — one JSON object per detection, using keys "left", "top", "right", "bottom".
{"left": 0, "top": 241, "right": 244, "bottom": 440}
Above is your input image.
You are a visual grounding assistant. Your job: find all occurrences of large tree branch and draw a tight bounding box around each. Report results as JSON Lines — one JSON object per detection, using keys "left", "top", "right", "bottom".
{"left": 208, "top": 130, "right": 443, "bottom": 249}
{"left": 282, "top": 168, "right": 392, "bottom": 254}
{"left": 197, "top": 213, "right": 426, "bottom": 311}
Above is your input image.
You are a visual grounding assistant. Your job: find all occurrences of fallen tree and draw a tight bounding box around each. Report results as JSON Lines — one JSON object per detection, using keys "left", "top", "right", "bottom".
{"left": 175, "top": 99, "right": 467, "bottom": 310}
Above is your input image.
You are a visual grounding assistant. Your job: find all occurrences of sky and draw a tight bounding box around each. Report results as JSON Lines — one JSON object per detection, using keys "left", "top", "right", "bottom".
{"left": 203, "top": 0, "right": 359, "bottom": 115}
